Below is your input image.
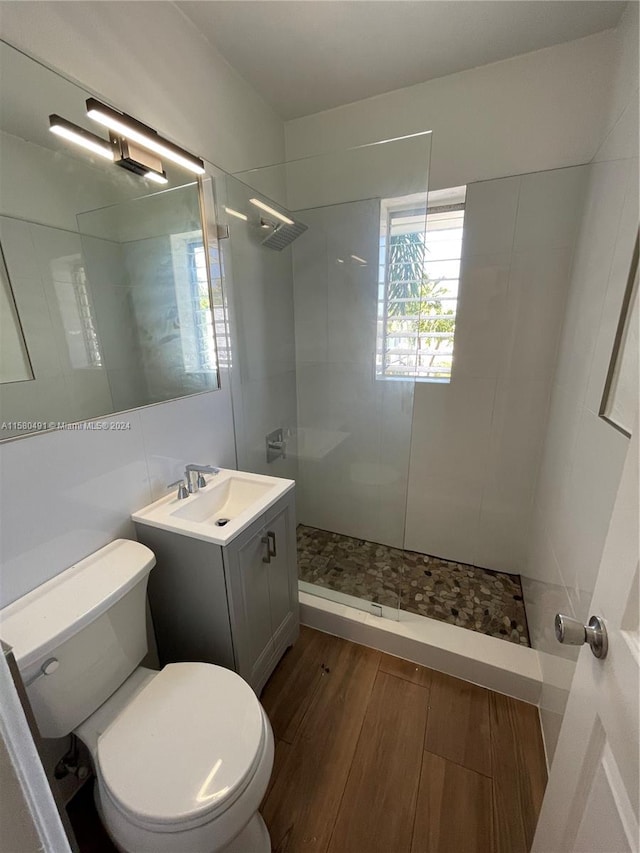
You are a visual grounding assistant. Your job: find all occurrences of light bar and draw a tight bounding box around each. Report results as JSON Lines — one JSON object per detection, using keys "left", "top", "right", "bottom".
{"left": 249, "top": 198, "right": 294, "bottom": 225}
{"left": 86, "top": 98, "right": 205, "bottom": 175}
{"left": 144, "top": 170, "right": 169, "bottom": 185}
{"left": 351, "top": 254, "right": 367, "bottom": 265}
{"left": 49, "top": 115, "right": 114, "bottom": 160}
{"left": 225, "top": 206, "right": 248, "bottom": 221}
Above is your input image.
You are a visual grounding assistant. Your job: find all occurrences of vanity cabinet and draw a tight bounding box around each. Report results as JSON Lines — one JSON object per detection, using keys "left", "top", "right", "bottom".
{"left": 134, "top": 492, "right": 299, "bottom": 695}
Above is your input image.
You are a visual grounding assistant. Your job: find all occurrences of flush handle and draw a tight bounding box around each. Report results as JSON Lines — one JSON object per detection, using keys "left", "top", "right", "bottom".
{"left": 554, "top": 613, "right": 608, "bottom": 659}
{"left": 24, "top": 657, "right": 59, "bottom": 687}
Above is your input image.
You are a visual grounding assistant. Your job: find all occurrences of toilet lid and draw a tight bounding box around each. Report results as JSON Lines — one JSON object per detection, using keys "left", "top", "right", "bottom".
{"left": 97, "top": 663, "right": 265, "bottom": 831}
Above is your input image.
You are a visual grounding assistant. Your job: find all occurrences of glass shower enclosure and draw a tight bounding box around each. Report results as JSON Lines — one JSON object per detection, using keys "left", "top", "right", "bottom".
{"left": 217, "top": 133, "right": 432, "bottom": 618}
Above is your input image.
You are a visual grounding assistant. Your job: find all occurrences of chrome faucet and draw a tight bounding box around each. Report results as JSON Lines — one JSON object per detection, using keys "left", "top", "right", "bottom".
{"left": 185, "top": 464, "right": 220, "bottom": 493}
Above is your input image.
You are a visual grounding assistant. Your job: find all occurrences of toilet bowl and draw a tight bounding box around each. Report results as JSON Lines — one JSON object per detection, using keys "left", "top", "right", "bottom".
{"left": 76, "top": 662, "right": 274, "bottom": 853}
{"left": 0, "top": 539, "right": 274, "bottom": 853}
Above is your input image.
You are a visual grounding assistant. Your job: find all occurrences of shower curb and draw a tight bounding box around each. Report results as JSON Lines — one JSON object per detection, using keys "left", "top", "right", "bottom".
{"left": 299, "top": 589, "right": 542, "bottom": 705}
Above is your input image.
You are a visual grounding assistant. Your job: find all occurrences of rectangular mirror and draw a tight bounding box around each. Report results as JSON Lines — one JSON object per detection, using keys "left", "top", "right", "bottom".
{"left": 0, "top": 41, "right": 221, "bottom": 440}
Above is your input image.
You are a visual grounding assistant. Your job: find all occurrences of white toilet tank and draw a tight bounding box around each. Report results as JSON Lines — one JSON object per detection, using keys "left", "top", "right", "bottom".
{"left": 0, "top": 539, "right": 155, "bottom": 738}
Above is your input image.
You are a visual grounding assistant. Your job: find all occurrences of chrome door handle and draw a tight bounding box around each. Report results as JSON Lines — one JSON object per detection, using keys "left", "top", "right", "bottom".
{"left": 554, "top": 613, "right": 608, "bottom": 659}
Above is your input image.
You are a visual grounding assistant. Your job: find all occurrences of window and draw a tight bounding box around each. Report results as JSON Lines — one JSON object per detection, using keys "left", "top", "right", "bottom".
{"left": 376, "top": 186, "right": 466, "bottom": 382}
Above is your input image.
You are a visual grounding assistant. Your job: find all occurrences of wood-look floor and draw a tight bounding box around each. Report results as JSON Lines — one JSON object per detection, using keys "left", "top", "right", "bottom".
{"left": 260, "top": 627, "right": 547, "bottom": 853}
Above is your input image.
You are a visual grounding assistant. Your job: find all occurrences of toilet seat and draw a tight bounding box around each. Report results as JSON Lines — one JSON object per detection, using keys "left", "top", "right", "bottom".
{"left": 96, "top": 662, "right": 265, "bottom": 833}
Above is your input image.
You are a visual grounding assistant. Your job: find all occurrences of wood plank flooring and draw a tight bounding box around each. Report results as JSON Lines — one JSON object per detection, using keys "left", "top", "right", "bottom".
{"left": 261, "top": 626, "right": 547, "bottom": 853}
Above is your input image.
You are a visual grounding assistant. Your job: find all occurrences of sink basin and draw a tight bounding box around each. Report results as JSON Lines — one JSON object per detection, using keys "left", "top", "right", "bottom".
{"left": 132, "top": 468, "right": 294, "bottom": 545}
{"left": 171, "top": 477, "right": 273, "bottom": 524}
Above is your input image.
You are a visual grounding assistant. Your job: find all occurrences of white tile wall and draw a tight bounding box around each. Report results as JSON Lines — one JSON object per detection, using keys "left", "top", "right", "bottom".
{"left": 460, "top": 176, "right": 520, "bottom": 257}
{"left": 475, "top": 379, "right": 552, "bottom": 573}
{"left": 503, "top": 248, "right": 576, "bottom": 381}
{"left": 523, "top": 1, "right": 639, "bottom": 762}
{"left": 512, "top": 168, "right": 586, "bottom": 252}
{"left": 450, "top": 253, "right": 511, "bottom": 380}
{"left": 137, "top": 389, "right": 237, "bottom": 498}
{"left": 526, "top": 159, "right": 637, "bottom": 629}
{"left": 0, "top": 413, "right": 147, "bottom": 607}
{"left": 0, "top": 389, "right": 236, "bottom": 608}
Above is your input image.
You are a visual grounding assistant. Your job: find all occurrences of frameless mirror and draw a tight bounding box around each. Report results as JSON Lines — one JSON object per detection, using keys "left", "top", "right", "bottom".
{"left": 0, "top": 41, "right": 221, "bottom": 440}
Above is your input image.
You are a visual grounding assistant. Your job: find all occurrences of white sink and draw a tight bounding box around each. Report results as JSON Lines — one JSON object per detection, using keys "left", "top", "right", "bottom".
{"left": 132, "top": 469, "right": 294, "bottom": 545}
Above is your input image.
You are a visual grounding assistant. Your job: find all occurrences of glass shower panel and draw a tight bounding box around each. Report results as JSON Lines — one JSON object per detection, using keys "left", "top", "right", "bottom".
{"left": 223, "top": 133, "right": 431, "bottom": 617}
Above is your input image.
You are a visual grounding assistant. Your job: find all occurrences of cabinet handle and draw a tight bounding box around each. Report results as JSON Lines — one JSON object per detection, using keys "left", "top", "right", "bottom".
{"left": 261, "top": 535, "right": 271, "bottom": 563}
{"left": 267, "top": 531, "right": 277, "bottom": 558}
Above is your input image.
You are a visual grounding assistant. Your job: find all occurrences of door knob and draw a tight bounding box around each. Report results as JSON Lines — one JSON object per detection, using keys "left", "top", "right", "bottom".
{"left": 554, "top": 613, "right": 608, "bottom": 659}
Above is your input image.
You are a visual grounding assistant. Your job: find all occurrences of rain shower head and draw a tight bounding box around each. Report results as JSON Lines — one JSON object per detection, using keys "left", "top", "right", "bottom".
{"left": 261, "top": 219, "right": 308, "bottom": 251}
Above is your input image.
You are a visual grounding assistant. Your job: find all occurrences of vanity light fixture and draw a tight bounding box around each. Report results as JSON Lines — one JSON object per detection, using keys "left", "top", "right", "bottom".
{"left": 249, "top": 198, "right": 294, "bottom": 225}
{"left": 49, "top": 115, "right": 114, "bottom": 160}
{"left": 224, "top": 206, "right": 248, "bottom": 221}
{"left": 86, "top": 98, "right": 205, "bottom": 175}
{"left": 351, "top": 254, "right": 367, "bottom": 265}
{"left": 50, "top": 114, "right": 167, "bottom": 184}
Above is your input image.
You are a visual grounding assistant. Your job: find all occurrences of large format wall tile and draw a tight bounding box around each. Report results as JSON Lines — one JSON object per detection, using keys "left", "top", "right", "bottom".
{"left": 0, "top": 413, "right": 148, "bottom": 607}
{"left": 461, "top": 176, "right": 520, "bottom": 257}
{"left": 523, "top": 8, "right": 638, "bottom": 760}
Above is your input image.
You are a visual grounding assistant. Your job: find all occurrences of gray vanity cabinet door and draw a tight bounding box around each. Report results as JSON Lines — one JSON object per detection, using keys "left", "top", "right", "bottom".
{"left": 264, "top": 504, "right": 295, "bottom": 649}
{"left": 226, "top": 523, "right": 275, "bottom": 688}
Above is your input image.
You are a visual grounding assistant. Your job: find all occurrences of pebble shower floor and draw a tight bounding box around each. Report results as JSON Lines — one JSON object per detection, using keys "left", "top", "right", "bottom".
{"left": 297, "top": 525, "right": 530, "bottom": 646}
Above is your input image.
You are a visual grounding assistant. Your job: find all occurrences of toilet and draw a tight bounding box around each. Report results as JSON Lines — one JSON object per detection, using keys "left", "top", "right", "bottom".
{"left": 0, "top": 539, "right": 274, "bottom": 853}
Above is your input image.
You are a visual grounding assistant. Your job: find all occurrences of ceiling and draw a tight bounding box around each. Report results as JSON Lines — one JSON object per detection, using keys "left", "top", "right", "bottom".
{"left": 177, "top": 1, "right": 626, "bottom": 120}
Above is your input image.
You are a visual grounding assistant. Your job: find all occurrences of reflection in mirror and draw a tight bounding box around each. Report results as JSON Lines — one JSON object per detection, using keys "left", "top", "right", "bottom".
{"left": 0, "top": 42, "right": 220, "bottom": 440}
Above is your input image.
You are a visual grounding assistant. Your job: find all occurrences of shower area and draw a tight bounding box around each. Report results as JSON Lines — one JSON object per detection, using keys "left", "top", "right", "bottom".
{"left": 216, "top": 135, "right": 590, "bottom": 648}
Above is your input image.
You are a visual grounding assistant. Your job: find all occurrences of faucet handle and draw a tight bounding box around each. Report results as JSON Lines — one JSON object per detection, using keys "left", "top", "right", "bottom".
{"left": 168, "top": 479, "right": 189, "bottom": 500}
{"left": 196, "top": 472, "right": 207, "bottom": 489}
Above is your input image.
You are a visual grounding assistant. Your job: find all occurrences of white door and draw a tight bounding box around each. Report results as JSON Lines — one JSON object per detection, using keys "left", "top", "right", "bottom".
{"left": 532, "top": 427, "right": 639, "bottom": 853}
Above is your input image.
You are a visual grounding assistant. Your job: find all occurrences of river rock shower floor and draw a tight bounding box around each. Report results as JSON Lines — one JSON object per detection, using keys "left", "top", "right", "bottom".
{"left": 297, "top": 525, "right": 530, "bottom": 646}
